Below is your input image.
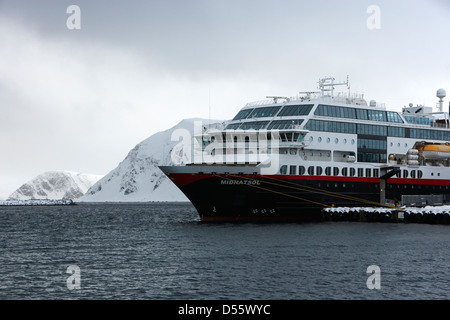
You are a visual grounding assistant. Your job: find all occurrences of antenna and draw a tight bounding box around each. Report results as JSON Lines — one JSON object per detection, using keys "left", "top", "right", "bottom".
{"left": 318, "top": 76, "right": 349, "bottom": 97}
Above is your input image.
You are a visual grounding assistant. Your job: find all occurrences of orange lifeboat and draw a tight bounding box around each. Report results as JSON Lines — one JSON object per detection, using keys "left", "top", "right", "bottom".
{"left": 417, "top": 142, "right": 450, "bottom": 160}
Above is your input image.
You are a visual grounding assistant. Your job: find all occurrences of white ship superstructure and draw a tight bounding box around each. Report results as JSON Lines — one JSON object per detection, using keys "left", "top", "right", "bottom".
{"left": 160, "top": 77, "right": 450, "bottom": 221}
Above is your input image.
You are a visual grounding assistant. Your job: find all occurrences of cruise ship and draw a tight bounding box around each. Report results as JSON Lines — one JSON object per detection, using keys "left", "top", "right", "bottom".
{"left": 160, "top": 77, "right": 450, "bottom": 221}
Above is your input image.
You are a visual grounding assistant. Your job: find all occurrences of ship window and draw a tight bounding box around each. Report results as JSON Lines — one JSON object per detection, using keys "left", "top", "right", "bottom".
{"left": 366, "top": 168, "right": 371, "bottom": 177}
{"left": 225, "top": 123, "right": 242, "bottom": 130}
{"left": 316, "top": 166, "right": 323, "bottom": 175}
{"left": 388, "top": 126, "right": 406, "bottom": 137}
{"left": 356, "top": 109, "right": 368, "bottom": 120}
{"left": 249, "top": 106, "right": 282, "bottom": 118}
{"left": 299, "top": 166, "right": 306, "bottom": 175}
{"left": 232, "top": 108, "right": 254, "bottom": 120}
{"left": 357, "top": 124, "right": 387, "bottom": 136}
{"left": 308, "top": 166, "right": 315, "bottom": 175}
{"left": 368, "top": 110, "right": 387, "bottom": 122}
{"left": 342, "top": 167, "right": 348, "bottom": 176}
{"left": 267, "top": 119, "right": 304, "bottom": 130}
{"left": 238, "top": 121, "right": 270, "bottom": 130}
{"left": 349, "top": 168, "right": 356, "bottom": 177}
{"left": 357, "top": 152, "right": 387, "bottom": 163}
{"left": 278, "top": 104, "right": 314, "bottom": 117}
{"left": 304, "top": 119, "right": 357, "bottom": 134}
{"left": 289, "top": 166, "right": 297, "bottom": 175}
{"left": 280, "top": 165, "right": 287, "bottom": 175}
{"left": 315, "top": 105, "right": 356, "bottom": 119}
{"left": 409, "top": 128, "right": 450, "bottom": 141}
{"left": 387, "top": 112, "right": 404, "bottom": 123}
{"left": 325, "top": 167, "right": 332, "bottom": 176}
{"left": 411, "top": 170, "right": 416, "bottom": 179}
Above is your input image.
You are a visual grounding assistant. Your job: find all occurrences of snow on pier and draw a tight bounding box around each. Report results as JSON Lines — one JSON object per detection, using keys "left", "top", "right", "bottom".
{"left": 323, "top": 205, "right": 450, "bottom": 224}
{"left": 0, "top": 199, "right": 75, "bottom": 206}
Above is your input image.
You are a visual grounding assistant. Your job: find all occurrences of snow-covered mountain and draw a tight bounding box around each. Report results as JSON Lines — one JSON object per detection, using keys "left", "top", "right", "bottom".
{"left": 80, "top": 118, "right": 224, "bottom": 202}
{"left": 8, "top": 171, "right": 103, "bottom": 200}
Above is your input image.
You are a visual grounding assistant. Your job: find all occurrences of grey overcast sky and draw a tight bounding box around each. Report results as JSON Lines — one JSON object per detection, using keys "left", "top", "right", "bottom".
{"left": 1, "top": 0, "right": 450, "bottom": 197}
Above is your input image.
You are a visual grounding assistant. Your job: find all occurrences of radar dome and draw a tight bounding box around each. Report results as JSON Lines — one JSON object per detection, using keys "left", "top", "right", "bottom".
{"left": 437, "top": 88, "right": 446, "bottom": 99}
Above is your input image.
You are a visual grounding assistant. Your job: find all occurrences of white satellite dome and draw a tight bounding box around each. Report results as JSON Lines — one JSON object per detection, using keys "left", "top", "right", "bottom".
{"left": 437, "top": 88, "right": 446, "bottom": 99}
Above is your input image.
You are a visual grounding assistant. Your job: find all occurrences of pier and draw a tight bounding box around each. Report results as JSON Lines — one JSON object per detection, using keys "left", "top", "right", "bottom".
{"left": 0, "top": 199, "right": 75, "bottom": 206}
{"left": 322, "top": 206, "right": 450, "bottom": 225}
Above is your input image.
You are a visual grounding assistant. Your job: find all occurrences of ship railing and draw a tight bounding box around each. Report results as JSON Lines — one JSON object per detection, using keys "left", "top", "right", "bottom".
{"left": 430, "top": 122, "right": 450, "bottom": 129}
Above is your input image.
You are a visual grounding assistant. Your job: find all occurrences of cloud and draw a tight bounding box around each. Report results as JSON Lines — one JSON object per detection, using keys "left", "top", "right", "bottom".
{"left": 0, "top": 17, "right": 184, "bottom": 194}
{"left": 0, "top": 14, "right": 267, "bottom": 195}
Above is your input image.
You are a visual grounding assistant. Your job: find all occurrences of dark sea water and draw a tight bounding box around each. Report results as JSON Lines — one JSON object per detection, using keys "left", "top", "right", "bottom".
{"left": 0, "top": 202, "right": 448, "bottom": 300}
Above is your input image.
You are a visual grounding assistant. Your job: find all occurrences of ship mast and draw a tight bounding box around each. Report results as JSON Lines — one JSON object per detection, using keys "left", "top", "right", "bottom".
{"left": 318, "top": 76, "right": 349, "bottom": 97}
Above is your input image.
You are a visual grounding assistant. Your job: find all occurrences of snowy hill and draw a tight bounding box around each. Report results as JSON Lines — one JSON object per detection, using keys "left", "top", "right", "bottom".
{"left": 80, "top": 118, "right": 225, "bottom": 202}
{"left": 8, "top": 171, "right": 103, "bottom": 200}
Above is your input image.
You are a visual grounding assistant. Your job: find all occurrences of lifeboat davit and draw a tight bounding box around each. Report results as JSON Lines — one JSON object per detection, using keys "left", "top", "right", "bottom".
{"left": 417, "top": 143, "right": 450, "bottom": 160}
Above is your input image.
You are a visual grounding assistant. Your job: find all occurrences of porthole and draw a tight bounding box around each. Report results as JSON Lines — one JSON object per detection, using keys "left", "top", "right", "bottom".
{"left": 318, "top": 137, "right": 322, "bottom": 143}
